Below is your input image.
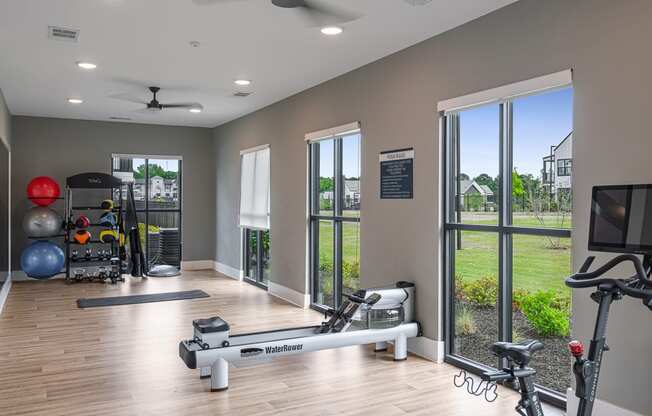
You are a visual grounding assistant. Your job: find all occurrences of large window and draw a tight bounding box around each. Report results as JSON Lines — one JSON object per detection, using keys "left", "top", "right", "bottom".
{"left": 444, "top": 85, "right": 573, "bottom": 401}
{"left": 239, "top": 145, "right": 271, "bottom": 289}
{"left": 243, "top": 229, "right": 270, "bottom": 287}
{"left": 308, "top": 126, "right": 361, "bottom": 310}
{"left": 112, "top": 155, "right": 182, "bottom": 269}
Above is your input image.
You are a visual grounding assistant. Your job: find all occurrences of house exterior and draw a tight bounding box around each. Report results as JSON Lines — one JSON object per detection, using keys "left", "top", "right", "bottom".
{"left": 542, "top": 132, "right": 572, "bottom": 197}
{"left": 134, "top": 177, "right": 178, "bottom": 200}
{"left": 458, "top": 179, "right": 495, "bottom": 210}
{"left": 319, "top": 179, "right": 360, "bottom": 210}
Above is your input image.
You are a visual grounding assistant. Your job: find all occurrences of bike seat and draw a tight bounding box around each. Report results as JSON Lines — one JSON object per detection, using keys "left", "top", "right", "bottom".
{"left": 490, "top": 340, "right": 544, "bottom": 366}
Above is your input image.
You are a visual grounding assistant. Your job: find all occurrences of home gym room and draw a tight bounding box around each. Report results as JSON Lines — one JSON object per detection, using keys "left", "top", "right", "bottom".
{"left": 1, "top": 0, "right": 652, "bottom": 415}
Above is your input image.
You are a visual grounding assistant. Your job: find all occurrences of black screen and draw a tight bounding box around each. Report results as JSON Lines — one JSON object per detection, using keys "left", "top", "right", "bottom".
{"left": 589, "top": 185, "right": 652, "bottom": 254}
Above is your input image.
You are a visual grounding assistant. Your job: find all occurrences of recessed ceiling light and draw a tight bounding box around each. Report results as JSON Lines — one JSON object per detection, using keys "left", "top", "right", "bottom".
{"left": 321, "top": 26, "right": 343, "bottom": 35}
{"left": 234, "top": 79, "right": 251, "bottom": 86}
{"left": 189, "top": 107, "right": 202, "bottom": 113}
{"left": 76, "top": 61, "right": 97, "bottom": 70}
{"left": 67, "top": 98, "right": 83, "bottom": 104}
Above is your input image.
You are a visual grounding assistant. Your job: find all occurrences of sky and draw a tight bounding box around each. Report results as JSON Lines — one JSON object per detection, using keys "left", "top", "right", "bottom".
{"left": 129, "top": 158, "right": 180, "bottom": 173}
{"left": 459, "top": 87, "right": 573, "bottom": 179}
{"left": 318, "top": 133, "right": 361, "bottom": 179}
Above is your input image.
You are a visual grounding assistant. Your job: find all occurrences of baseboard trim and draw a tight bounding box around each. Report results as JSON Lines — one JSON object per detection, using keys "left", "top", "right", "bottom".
{"left": 213, "top": 261, "right": 241, "bottom": 280}
{"left": 180, "top": 260, "right": 214, "bottom": 271}
{"left": 0, "top": 274, "right": 12, "bottom": 315}
{"left": 267, "top": 281, "right": 310, "bottom": 308}
{"left": 407, "top": 337, "right": 444, "bottom": 363}
{"left": 566, "top": 389, "right": 643, "bottom": 416}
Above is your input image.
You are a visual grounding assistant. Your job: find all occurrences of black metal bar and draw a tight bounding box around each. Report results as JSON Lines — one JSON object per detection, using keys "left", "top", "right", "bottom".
{"left": 309, "top": 215, "right": 360, "bottom": 222}
{"left": 500, "top": 102, "right": 514, "bottom": 350}
{"left": 144, "top": 160, "right": 150, "bottom": 264}
{"left": 178, "top": 159, "right": 183, "bottom": 265}
{"left": 577, "top": 291, "right": 614, "bottom": 416}
{"left": 444, "top": 222, "right": 571, "bottom": 237}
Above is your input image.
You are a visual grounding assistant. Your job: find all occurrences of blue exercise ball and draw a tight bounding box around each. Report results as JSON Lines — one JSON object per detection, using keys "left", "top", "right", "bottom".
{"left": 21, "top": 241, "right": 65, "bottom": 279}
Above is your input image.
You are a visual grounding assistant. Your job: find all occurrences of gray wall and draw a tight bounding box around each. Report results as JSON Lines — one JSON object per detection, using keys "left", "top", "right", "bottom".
{"left": 12, "top": 116, "right": 215, "bottom": 267}
{"left": 213, "top": 0, "right": 652, "bottom": 412}
{"left": 0, "top": 89, "right": 10, "bottom": 149}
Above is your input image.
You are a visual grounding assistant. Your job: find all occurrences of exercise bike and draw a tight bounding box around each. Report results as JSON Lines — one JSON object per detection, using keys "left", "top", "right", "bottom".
{"left": 479, "top": 184, "right": 652, "bottom": 416}
{"left": 482, "top": 253, "right": 652, "bottom": 416}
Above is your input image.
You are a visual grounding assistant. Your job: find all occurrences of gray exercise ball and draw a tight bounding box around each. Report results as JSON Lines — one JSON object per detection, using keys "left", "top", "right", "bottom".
{"left": 22, "top": 206, "right": 63, "bottom": 238}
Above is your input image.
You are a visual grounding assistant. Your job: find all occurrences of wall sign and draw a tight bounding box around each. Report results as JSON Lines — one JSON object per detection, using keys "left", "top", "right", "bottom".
{"left": 380, "top": 147, "right": 414, "bottom": 199}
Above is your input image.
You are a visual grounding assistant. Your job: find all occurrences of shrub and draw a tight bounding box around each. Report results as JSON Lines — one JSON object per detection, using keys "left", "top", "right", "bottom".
{"left": 455, "top": 274, "right": 469, "bottom": 300}
{"left": 342, "top": 260, "right": 360, "bottom": 291}
{"left": 513, "top": 288, "right": 530, "bottom": 311}
{"left": 520, "top": 291, "right": 570, "bottom": 337}
{"left": 464, "top": 276, "right": 498, "bottom": 307}
{"left": 455, "top": 306, "right": 477, "bottom": 336}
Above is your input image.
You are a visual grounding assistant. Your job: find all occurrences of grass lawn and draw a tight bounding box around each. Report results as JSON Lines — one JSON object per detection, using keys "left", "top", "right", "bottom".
{"left": 460, "top": 211, "right": 572, "bottom": 229}
{"left": 318, "top": 220, "right": 360, "bottom": 265}
{"left": 454, "top": 226, "right": 571, "bottom": 296}
{"left": 316, "top": 212, "right": 571, "bottom": 299}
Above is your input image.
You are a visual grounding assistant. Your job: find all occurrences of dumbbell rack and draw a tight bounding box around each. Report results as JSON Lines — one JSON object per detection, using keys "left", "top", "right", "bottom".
{"left": 64, "top": 173, "right": 125, "bottom": 284}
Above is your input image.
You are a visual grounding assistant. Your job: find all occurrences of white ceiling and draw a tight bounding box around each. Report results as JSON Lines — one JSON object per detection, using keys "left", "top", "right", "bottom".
{"left": 0, "top": 0, "right": 516, "bottom": 128}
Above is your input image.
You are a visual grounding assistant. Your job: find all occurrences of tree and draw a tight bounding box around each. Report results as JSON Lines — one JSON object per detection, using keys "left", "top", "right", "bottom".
{"left": 458, "top": 173, "right": 470, "bottom": 181}
{"left": 134, "top": 164, "right": 178, "bottom": 180}
{"left": 512, "top": 171, "right": 525, "bottom": 198}
{"left": 474, "top": 173, "right": 497, "bottom": 193}
{"left": 319, "top": 177, "right": 334, "bottom": 193}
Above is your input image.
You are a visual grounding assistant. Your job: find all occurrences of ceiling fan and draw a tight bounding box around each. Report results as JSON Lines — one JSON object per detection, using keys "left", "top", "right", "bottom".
{"left": 192, "top": 0, "right": 362, "bottom": 27}
{"left": 113, "top": 87, "right": 204, "bottom": 113}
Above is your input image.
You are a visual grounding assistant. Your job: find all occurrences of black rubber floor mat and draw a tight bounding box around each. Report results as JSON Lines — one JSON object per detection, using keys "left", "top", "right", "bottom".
{"left": 77, "top": 290, "right": 209, "bottom": 308}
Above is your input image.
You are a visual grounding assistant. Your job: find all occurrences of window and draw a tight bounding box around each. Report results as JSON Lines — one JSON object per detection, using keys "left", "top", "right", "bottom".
{"left": 308, "top": 123, "right": 361, "bottom": 310}
{"left": 243, "top": 229, "right": 270, "bottom": 287}
{"left": 240, "top": 145, "right": 271, "bottom": 288}
{"left": 557, "top": 159, "right": 572, "bottom": 176}
{"left": 443, "top": 84, "right": 573, "bottom": 400}
{"left": 112, "top": 155, "right": 182, "bottom": 269}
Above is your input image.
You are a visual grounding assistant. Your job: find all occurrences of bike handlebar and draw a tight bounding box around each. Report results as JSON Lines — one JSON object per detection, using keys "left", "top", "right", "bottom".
{"left": 566, "top": 254, "right": 652, "bottom": 300}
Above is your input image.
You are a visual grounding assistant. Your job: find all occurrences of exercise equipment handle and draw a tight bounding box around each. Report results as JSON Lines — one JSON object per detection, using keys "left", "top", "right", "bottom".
{"left": 566, "top": 254, "right": 652, "bottom": 299}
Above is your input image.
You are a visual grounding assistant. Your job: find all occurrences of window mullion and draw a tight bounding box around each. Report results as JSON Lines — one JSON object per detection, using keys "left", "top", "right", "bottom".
{"left": 334, "top": 138, "right": 343, "bottom": 306}
{"left": 499, "top": 102, "right": 514, "bottom": 347}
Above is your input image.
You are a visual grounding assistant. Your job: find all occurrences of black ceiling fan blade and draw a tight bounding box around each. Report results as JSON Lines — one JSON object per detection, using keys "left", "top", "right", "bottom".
{"left": 108, "top": 93, "right": 148, "bottom": 105}
{"left": 299, "top": 0, "right": 363, "bottom": 27}
{"left": 161, "top": 103, "right": 203, "bottom": 109}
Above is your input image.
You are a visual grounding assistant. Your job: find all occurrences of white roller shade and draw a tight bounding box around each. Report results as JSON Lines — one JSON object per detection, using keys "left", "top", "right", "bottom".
{"left": 239, "top": 145, "right": 270, "bottom": 230}
{"left": 305, "top": 121, "right": 360, "bottom": 142}
{"left": 437, "top": 69, "right": 572, "bottom": 114}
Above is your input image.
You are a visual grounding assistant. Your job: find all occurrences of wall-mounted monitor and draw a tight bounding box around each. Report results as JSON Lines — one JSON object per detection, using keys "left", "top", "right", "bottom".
{"left": 589, "top": 184, "right": 652, "bottom": 255}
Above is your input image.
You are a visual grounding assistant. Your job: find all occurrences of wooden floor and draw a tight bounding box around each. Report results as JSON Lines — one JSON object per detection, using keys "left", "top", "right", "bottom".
{"left": 0, "top": 271, "right": 563, "bottom": 415}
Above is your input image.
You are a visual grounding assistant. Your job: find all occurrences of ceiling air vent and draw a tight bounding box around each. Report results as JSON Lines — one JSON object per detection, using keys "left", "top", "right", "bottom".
{"left": 48, "top": 26, "right": 80, "bottom": 42}
{"left": 109, "top": 117, "right": 132, "bottom": 121}
{"left": 233, "top": 91, "right": 252, "bottom": 97}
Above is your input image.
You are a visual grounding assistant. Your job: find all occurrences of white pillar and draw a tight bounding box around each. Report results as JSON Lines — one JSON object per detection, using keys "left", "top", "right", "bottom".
{"left": 394, "top": 333, "right": 408, "bottom": 361}
{"left": 374, "top": 341, "right": 388, "bottom": 352}
{"left": 210, "top": 358, "right": 229, "bottom": 391}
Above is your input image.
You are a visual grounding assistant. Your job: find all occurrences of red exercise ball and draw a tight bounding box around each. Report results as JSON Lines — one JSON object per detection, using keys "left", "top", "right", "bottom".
{"left": 27, "top": 176, "right": 61, "bottom": 206}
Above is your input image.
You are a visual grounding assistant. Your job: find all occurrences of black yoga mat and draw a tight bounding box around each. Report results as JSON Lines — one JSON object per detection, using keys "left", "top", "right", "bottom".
{"left": 77, "top": 290, "right": 209, "bottom": 308}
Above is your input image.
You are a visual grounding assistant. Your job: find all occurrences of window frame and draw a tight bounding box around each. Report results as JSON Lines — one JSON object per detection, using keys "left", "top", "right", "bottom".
{"left": 557, "top": 158, "right": 572, "bottom": 177}
{"left": 110, "top": 155, "right": 183, "bottom": 267}
{"left": 442, "top": 95, "right": 572, "bottom": 408}
{"left": 242, "top": 228, "right": 270, "bottom": 289}
{"left": 308, "top": 133, "right": 361, "bottom": 312}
